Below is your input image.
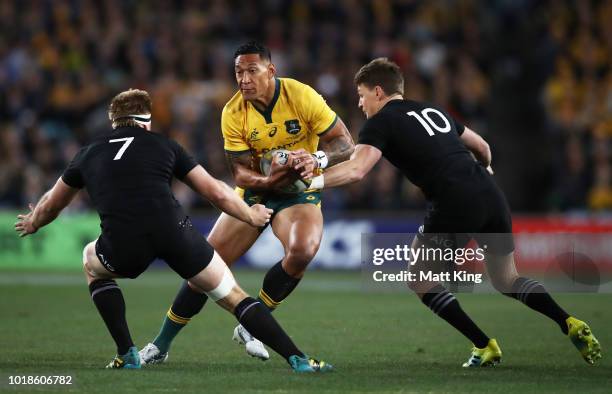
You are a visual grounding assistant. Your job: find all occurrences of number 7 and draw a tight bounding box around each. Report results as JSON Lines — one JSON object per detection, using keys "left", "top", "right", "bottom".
{"left": 109, "top": 137, "right": 134, "bottom": 160}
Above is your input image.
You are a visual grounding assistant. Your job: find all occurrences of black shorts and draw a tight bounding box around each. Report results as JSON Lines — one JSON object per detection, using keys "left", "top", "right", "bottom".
{"left": 95, "top": 216, "right": 214, "bottom": 279}
{"left": 418, "top": 170, "right": 515, "bottom": 255}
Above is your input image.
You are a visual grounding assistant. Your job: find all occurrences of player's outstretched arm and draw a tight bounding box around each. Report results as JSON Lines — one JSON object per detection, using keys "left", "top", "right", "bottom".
{"left": 312, "top": 144, "right": 382, "bottom": 189}
{"left": 14, "top": 178, "right": 80, "bottom": 237}
{"left": 183, "top": 165, "right": 272, "bottom": 227}
{"left": 293, "top": 118, "right": 355, "bottom": 179}
{"left": 460, "top": 127, "right": 492, "bottom": 172}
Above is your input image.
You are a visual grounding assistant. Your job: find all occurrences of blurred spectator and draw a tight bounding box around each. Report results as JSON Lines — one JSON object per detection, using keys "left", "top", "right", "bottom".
{"left": 544, "top": 0, "right": 611, "bottom": 212}
{"left": 0, "top": 0, "right": 608, "bottom": 213}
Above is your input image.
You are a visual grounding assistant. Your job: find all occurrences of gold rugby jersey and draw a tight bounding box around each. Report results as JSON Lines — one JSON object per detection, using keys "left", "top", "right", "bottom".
{"left": 221, "top": 78, "right": 337, "bottom": 160}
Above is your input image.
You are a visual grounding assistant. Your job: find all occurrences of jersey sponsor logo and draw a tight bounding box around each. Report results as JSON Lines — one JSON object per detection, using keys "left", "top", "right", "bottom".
{"left": 178, "top": 217, "right": 193, "bottom": 229}
{"left": 268, "top": 126, "right": 278, "bottom": 137}
{"left": 249, "top": 129, "right": 261, "bottom": 141}
{"left": 284, "top": 119, "right": 301, "bottom": 135}
{"left": 260, "top": 133, "right": 308, "bottom": 154}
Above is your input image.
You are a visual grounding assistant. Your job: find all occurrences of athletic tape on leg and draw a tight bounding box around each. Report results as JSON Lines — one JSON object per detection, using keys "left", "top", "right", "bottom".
{"left": 205, "top": 266, "right": 236, "bottom": 301}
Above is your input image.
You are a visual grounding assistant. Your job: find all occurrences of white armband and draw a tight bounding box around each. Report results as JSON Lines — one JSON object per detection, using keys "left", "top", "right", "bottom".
{"left": 313, "top": 151, "right": 329, "bottom": 169}
{"left": 310, "top": 175, "right": 324, "bottom": 190}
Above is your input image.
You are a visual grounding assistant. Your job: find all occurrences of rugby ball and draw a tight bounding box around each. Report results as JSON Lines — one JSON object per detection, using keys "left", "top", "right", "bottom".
{"left": 260, "top": 149, "right": 311, "bottom": 194}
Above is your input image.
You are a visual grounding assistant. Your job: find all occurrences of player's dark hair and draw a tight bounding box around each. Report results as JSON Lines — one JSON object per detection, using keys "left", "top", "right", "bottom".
{"left": 108, "top": 89, "right": 152, "bottom": 129}
{"left": 354, "top": 58, "right": 404, "bottom": 96}
{"left": 234, "top": 41, "right": 272, "bottom": 62}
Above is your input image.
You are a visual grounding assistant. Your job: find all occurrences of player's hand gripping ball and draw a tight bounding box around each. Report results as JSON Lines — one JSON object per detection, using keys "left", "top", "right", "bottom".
{"left": 260, "top": 149, "right": 311, "bottom": 194}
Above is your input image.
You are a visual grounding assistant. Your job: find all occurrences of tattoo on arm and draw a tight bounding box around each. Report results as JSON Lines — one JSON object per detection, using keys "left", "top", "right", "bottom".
{"left": 224, "top": 150, "right": 271, "bottom": 190}
{"left": 224, "top": 150, "right": 253, "bottom": 176}
{"left": 319, "top": 126, "right": 355, "bottom": 167}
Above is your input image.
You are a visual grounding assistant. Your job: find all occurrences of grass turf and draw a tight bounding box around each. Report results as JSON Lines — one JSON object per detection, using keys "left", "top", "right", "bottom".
{"left": 0, "top": 270, "right": 610, "bottom": 393}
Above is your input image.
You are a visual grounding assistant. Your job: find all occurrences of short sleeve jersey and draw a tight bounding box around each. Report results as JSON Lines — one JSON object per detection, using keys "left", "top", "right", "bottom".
{"left": 221, "top": 78, "right": 337, "bottom": 158}
{"left": 358, "top": 99, "right": 474, "bottom": 200}
{"left": 62, "top": 126, "right": 197, "bottom": 227}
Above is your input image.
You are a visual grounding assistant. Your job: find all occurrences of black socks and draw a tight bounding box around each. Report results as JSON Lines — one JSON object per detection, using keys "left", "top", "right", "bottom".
{"left": 89, "top": 279, "right": 134, "bottom": 355}
{"left": 258, "top": 261, "right": 301, "bottom": 311}
{"left": 234, "top": 297, "right": 304, "bottom": 360}
{"left": 505, "top": 277, "right": 570, "bottom": 334}
{"left": 422, "top": 285, "right": 490, "bottom": 348}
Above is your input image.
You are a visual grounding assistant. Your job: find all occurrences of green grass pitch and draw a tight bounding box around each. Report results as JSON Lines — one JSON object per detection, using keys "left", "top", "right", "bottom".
{"left": 1, "top": 270, "right": 610, "bottom": 393}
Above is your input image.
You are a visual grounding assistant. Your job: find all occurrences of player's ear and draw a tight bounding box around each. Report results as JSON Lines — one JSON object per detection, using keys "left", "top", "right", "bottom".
{"left": 375, "top": 86, "right": 384, "bottom": 100}
{"left": 267, "top": 63, "right": 276, "bottom": 79}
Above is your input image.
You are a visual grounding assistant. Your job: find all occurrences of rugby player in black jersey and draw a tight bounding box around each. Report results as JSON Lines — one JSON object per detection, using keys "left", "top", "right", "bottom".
{"left": 297, "top": 58, "right": 601, "bottom": 367}
{"left": 14, "top": 89, "right": 332, "bottom": 373}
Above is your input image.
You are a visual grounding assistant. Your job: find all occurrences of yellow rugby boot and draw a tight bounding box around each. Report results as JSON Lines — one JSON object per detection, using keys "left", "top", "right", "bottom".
{"left": 567, "top": 317, "right": 602, "bottom": 365}
{"left": 462, "top": 339, "right": 502, "bottom": 367}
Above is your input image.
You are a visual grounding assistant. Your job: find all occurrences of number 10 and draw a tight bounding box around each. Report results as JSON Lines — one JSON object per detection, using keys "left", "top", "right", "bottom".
{"left": 407, "top": 108, "right": 451, "bottom": 136}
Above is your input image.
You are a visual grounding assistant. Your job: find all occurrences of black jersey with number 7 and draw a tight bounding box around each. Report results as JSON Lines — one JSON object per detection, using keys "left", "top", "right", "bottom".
{"left": 61, "top": 126, "right": 197, "bottom": 228}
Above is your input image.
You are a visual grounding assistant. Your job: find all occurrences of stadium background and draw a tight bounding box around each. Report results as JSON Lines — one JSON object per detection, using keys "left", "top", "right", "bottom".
{"left": 1, "top": 1, "right": 611, "bottom": 393}
{"left": 0, "top": 0, "right": 610, "bottom": 270}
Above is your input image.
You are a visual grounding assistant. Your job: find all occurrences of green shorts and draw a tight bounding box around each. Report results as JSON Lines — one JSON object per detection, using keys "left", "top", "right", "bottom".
{"left": 241, "top": 188, "right": 321, "bottom": 219}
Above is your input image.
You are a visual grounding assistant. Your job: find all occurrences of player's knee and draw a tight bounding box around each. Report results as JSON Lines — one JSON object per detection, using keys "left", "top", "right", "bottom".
{"left": 204, "top": 266, "right": 242, "bottom": 303}
{"left": 206, "top": 232, "right": 220, "bottom": 250}
{"left": 286, "top": 239, "right": 319, "bottom": 265}
{"left": 82, "top": 260, "right": 93, "bottom": 279}
{"left": 82, "top": 242, "right": 94, "bottom": 264}
{"left": 284, "top": 245, "right": 318, "bottom": 277}
{"left": 82, "top": 243, "right": 96, "bottom": 278}
{"left": 186, "top": 280, "right": 206, "bottom": 294}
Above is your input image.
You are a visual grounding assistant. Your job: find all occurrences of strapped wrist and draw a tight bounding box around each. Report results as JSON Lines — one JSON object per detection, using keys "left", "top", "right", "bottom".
{"left": 310, "top": 175, "right": 324, "bottom": 189}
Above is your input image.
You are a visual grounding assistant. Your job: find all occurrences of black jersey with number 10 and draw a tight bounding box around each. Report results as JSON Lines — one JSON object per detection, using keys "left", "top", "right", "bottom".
{"left": 358, "top": 99, "right": 482, "bottom": 201}
{"left": 61, "top": 126, "right": 198, "bottom": 229}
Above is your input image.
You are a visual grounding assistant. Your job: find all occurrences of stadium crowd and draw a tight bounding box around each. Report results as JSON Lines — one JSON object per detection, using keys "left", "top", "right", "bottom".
{"left": 0, "top": 0, "right": 609, "bottom": 212}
